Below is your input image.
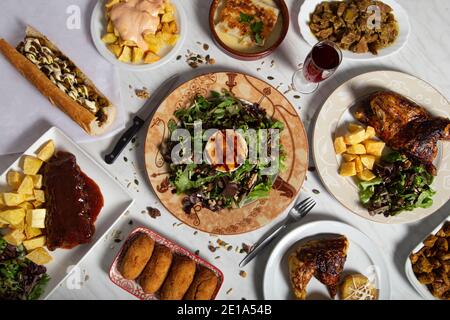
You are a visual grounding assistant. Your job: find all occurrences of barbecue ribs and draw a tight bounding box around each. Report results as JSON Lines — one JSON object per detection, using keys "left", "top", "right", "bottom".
{"left": 288, "top": 235, "right": 349, "bottom": 299}
{"left": 355, "top": 91, "right": 450, "bottom": 175}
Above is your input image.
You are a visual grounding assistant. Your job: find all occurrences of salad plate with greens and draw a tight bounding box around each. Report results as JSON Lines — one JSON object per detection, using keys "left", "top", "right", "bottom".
{"left": 0, "top": 238, "right": 50, "bottom": 300}
{"left": 145, "top": 72, "right": 308, "bottom": 234}
{"left": 163, "top": 91, "right": 287, "bottom": 213}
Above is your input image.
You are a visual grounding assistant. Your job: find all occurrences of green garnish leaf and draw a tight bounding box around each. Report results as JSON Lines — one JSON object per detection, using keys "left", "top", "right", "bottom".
{"left": 271, "top": 120, "right": 285, "bottom": 130}
{"left": 27, "top": 274, "right": 50, "bottom": 300}
{"left": 415, "top": 189, "right": 435, "bottom": 208}
{"left": 250, "top": 21, "right": 264, "bottom": 45}
{"left": 255, "top": 33, "right": 263, "bottom": 45}
{"left": 383, "top": 151, "right": 406, "bottom": 163}
{"left": 251, "top": 21, "right": 263, "bottom": 34}
{"left": 239, "top": 181, "right": 271, "bottom": 207}
{"left": 358, "top": 177, "right": 382, "bottom": 190}
{"left": 239, "top": 12, "right": 253, "bottom": 23}
{"left": 168, "top": 119, "right": 177, "bottom": 134}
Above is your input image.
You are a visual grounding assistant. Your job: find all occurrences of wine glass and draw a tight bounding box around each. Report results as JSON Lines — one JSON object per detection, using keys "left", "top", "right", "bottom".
{"left": 292, "top": 40, "right": 342, "bottom": 94}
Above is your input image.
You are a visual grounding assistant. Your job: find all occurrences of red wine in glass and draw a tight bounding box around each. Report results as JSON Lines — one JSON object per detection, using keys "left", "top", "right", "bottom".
{"left": 292, "top": 40, "right": 342, "bottom": 94}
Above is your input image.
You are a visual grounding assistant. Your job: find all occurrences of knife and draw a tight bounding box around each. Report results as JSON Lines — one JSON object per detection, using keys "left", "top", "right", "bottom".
{"left": 104, "top": 75, "right": 180, "bottom": 164}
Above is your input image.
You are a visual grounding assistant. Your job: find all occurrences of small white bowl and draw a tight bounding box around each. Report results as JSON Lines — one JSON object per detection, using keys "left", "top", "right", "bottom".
{"left": 298, "top": 0, "right": 410, "bottom": 60}
{"left": 90, "top": 0, "right": 186, "bottom": 71}
{"left": 404, "top": 215, "right": 450, "bottom": 300}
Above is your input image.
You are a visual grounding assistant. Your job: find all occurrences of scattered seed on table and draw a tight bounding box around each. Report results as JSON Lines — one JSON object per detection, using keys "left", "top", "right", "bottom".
{"left": 176, "top": 55, "right": 182, "bottom": 60}
{"left": 293, "top": 95, "right": 301, "bottom": 99}
{"left": 242, "top": 243, "right": 252, "bottom": 254}
{"left": 128, "top": 220, "right": 133, "bottom": 225}
{"left": 312, "top": 189, "right": 320, "bottom": 194}
{"left": 208, "top": 245, "right": 217, "bottom": 252}
{"left": 215, "top": 256, "right": 221, "bottom": 259}
{"left": 131, "top": 137, "right": 136, "bottom": 144}
{"left": 123, "top": 156, "right": 128, "bottom": 162}
{"left": 203, "top": 43, "right": 209, "bottom": 51}
{"left": 239, "top": 270, "right": 247, "bottom": 278}
{"left": 134, "top": 179, "right": 139, "bottom": 186}
{"left": 147, "top": 207, "right": 161, "bottom": 219}
{"left": 267, "top": 76, "right": 274, "bottom": 80}
{"left": 114, "top": 238, "right": 122, "bottom": 243}
{"left": 195, "top": 250, "right": 200, "bottom": 255}
{"left": 226, "top": 288, "right": 233, "bottom": 295}
{"left": 193, "top": 231, "right": 198, "bottom": 235}
{"left": 135, "top": 88, "right": 150, "bottom": 99}
{"left": 256, "top": 67, "right": 261, "bottom": 72}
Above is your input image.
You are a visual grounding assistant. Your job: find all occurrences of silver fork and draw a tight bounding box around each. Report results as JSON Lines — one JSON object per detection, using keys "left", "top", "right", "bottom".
{"left": 239, "top": 197, "right": 316, "bottom": 267}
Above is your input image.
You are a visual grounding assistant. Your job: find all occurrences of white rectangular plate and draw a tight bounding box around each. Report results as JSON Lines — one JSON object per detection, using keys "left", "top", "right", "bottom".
{"left": 0, "top": 127, "right": 134, "bottom": 299}
{"left": 405, "top": 215, "right": 450, "bottom": 300}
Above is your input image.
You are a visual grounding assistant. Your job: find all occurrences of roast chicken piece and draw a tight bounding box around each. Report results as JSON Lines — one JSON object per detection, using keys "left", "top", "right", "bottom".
{"left": 288, "top": 235, "right": 349, "bottom": 299}
{"left": 355, "top": 91, "right": 450, "bottom": 175}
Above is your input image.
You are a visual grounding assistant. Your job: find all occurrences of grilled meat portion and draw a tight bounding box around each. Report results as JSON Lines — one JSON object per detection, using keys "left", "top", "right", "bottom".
{"left": 355, "top": 91, "right": 450, "bottom": 174}
{"left": 288, "top": 235, "right": 349, "bottom": 299}
{"left": 43, "top": 151, "right": 103, "bottom": 251}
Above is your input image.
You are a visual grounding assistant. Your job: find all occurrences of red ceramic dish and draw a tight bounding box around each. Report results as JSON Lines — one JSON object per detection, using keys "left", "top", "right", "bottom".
{"left": 109, "top": 226, "right": 224, "bottom": 300}
{"left": 209, "top": 0, "right": 289, "bottom": 61}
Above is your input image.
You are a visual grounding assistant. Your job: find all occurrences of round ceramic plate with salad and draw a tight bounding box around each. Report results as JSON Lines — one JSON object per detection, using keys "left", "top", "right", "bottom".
{"left": 144, "top": 72, "right": 308, "bottom": 234}
{"left": 313, "top": 70, "right": 450, "bottom": 224}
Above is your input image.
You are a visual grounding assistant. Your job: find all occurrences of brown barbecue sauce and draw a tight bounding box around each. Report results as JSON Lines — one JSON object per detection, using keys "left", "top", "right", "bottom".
{"left": 43, "top": 151, "right": 103, "bottom": 251}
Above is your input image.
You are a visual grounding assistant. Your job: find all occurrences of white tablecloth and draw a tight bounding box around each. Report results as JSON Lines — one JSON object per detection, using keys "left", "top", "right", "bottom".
{"left": 0, "top": 0, "right": 449, "bottom": 300}
{"left": 0, "top": 0, "right": 124, "bottom": 154}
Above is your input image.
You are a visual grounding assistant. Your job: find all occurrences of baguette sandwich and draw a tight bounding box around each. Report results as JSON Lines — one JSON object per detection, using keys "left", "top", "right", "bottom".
{"left": 0, "top": 26, "right": 116, "bottom": 135}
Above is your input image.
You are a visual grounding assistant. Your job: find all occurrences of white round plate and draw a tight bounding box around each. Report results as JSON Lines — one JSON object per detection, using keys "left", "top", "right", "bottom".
{"left": 404, "top": 215, "right": 450, "bottom": 300}
{"left": 313, "top": 71, "right": 450, "bottom": 224}
{"left": 298, "top": 0, "right": 410, "bottom": 60}
{"left": 90, "top": 0, "right": 186, "bottom": 71}
{"left": 263, "top": 220, "right": 390, "bottom": 300}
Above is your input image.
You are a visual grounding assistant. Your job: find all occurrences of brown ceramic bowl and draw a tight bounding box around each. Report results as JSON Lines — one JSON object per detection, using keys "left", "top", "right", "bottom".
{"left": 209, "top": 0, "right": 289, "bottom": 61}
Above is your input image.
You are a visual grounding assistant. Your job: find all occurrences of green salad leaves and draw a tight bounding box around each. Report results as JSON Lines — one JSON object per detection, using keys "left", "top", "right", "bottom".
{"left": 358, "top": 152, "right": 436, "bottom": 216}
{"left": 0, "top": 238, "right": 50, "bottom": 300}
{"left": 166, "top": 92, "right": 285, "bottom": 213}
